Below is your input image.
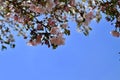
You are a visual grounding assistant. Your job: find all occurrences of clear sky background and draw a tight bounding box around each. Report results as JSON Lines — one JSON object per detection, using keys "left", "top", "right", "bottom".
{"left": 0, "top": 9, "right": 120, "bottom": 80}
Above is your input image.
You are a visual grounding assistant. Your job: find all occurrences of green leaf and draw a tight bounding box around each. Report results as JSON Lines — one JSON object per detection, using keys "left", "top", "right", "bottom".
{"left": 52, "top": 44, "right": 58, "bottom": 49}
{"left": 82, "top": 0, "right": 86, "bottom": 2}
{"left": 1, "top": 45, "right": 7, "bottom": 51}
{"left": 4, "top": 41, "right": 10, "bottom": 44}
{"left": 59, "top": 0, "right": 67, "bottom": 2}
{"left": 83, "top": 31, "right": 88, "bottom": 36}
{"left": 10, "top": 44, "right": 16, "bottom": 48}
{"left": 64, "top": 29, "right": 70, "bottom": 35}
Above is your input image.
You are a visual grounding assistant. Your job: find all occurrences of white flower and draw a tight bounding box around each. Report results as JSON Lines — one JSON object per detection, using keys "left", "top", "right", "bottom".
{"left": 75, "top": 13, "right": 83, "bottom": 22}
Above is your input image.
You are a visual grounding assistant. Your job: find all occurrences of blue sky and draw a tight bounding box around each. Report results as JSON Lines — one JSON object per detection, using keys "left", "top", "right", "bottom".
{"left": 0, "top": 13, "right": 120, "bottom": 80}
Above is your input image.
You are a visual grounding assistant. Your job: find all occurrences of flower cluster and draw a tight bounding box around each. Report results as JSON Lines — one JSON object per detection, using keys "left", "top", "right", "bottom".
{"left": 100, "top": 0, "right": 120, "bottom": 37}
{"left": 0, "top": 0, "right": 119, "bottom": 50}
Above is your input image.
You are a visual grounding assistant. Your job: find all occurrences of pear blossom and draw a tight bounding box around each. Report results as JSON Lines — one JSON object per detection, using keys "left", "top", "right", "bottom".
{"left": 27, "top": 35, "right": 42, "bottom": 46}
{"left": 50, "top": 37, "right": 65, "bottom": 46}
{"left": 14, "top": 15, "right": 19, "bottom": 21}
{"left": 46, "top": 0, "right": 55, "bottom": 12}
{"left": 27, "top": 40, "right": 37, "bottom": 46}
{"left": 37, "top": 23, "right": 43, "bottom": 30}
{"left": 29, "top": 4, "right": 45, "bottom": 13}
{"left": 54, "top": 0, "right": 59, "bottom": 5}
{"left": 36, "top": 35, "right": 42, "bottom": 44}
{"left": 110, "top": 31, "right": 120, "bottom": 37}
{"left": 50, "top": 27, "right": 59, "bottom": 35}
{"left": 70, "top": 0, "right": 75, "bottom": 6}
{"left": 75, "top": 13, "right": 84, "bottom": 22}
{"left": 61, "top": 23, "right": 67, "bottom": 29}
{"left": 118, "top": 16, "right": 120, "bottom": 22}
{"left": 48, "top": 18, "right": 56, "bottom": 27}
{"left": 29, "top": 4, "right": 36, "bottom": 11}
{"left": 84, "top": 11, "right": 94, "bottom": 26}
